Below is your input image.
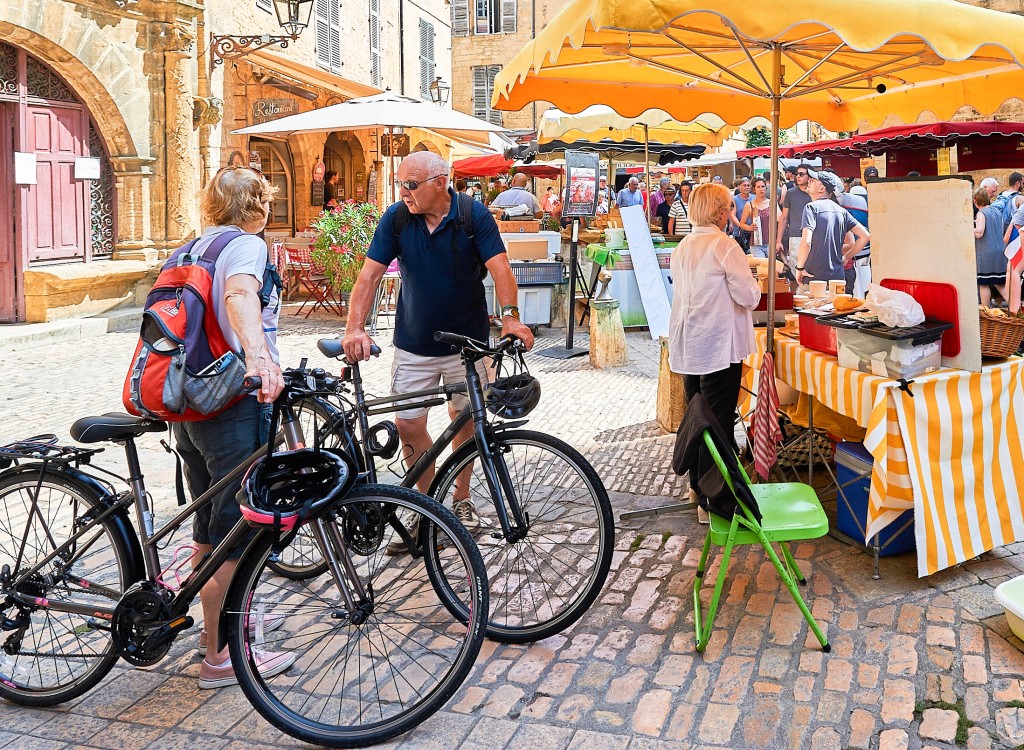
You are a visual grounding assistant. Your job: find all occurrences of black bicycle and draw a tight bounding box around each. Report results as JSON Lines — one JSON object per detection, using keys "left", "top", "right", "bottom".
{"left": 0, "top": 364, "right": 487, "bottom": 748}
{"left": 288, "top": 333, "right": 615, "bottom": 643}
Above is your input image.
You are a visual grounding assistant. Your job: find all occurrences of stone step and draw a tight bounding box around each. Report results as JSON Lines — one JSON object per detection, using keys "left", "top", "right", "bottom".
{"left": 0, "top": 307, "right": 143, "bottom": 354}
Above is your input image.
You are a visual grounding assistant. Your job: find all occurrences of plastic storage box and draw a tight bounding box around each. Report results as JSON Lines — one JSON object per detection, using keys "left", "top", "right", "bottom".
{"left": 995, "top": 575, "right": 1024, "bottom": 641}
{"left": 797, "top": 310, "right": 838, "bottom": 356}
{"left": 835, "top": 328, "right": 942, "bottom": 379}
{"left": 835, "top": 441, "right": 915, "bottom": 556}
{"left": 511, "top": 261, "right": 564, "bottom": 286}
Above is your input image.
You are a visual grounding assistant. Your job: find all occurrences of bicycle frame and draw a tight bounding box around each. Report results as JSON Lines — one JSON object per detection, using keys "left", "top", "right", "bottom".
{"left": 343, "top": 353, "right": 530, "bottom": 543}
{"left": 6, "top": 397, "right": 355, "bottom": 628}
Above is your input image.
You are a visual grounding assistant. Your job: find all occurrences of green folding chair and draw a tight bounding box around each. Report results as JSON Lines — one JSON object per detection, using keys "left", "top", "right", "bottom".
{"left": 693, "top": 431, "right": 831, "bottom": 653}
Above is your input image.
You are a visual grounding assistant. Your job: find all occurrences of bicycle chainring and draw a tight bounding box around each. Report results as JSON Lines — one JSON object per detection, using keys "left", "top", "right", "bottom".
{"left": 111, "top": 583, "right": 174, "bottom": 666}
{"left": 340, "top": 502, "right": 386, "bottom": 556}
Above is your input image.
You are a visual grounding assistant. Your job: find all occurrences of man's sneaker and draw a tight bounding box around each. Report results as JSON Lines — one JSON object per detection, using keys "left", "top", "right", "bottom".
{"left": 453, "top": 498, "right": 481, "bottom": 533}
{"left": 385, "top": 515, "right": 420, "bottom": 556}
{"left": 198, "top": 649, "right": 297, "bottom": 689}
{"left": 198, "top": 612, "right": 285, "bottom": 656}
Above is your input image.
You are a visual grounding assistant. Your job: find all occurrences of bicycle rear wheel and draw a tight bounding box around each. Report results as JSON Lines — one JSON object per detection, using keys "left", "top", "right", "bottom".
{"left": 426, "top": 430, "right": 614, "bottom": 643}
{"left": 0, "top": 471, "right": 136, "bottom": 706}
{"left": 225, "top": 484, "right": 487, "bottom": 748}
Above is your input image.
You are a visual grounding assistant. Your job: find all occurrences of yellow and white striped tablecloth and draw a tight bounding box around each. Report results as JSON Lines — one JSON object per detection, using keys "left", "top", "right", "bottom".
{"left": 747, "top": 331, "right": 1024, "bottom": 576}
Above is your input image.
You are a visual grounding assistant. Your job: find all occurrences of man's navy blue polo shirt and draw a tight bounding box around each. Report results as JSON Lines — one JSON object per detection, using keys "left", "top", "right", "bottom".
{"left": 367, "top": 189, "right": 506, "bottom": 357}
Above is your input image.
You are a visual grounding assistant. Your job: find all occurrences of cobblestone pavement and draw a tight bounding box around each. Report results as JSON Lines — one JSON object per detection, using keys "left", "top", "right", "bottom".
{"left": 2, "top": 311, "right": 1024, "bottom": 749}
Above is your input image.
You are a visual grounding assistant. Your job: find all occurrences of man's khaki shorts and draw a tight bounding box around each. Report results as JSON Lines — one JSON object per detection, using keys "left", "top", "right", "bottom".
{"left": 391, "top": 347, "right": 490, "bottom": 420}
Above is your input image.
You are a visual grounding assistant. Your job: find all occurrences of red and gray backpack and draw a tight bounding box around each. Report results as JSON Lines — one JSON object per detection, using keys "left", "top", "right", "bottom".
{"left": 122, "top": 231, "right": 246, "bottom": 422}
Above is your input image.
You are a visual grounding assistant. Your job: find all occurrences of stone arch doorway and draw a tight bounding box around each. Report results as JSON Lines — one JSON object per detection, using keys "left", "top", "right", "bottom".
{"left": 0, "top": 40, "right": 117, "bottom": 323}
{"left": 412, "top": 141, "right": 440, "bottom": 154}
{"left": 324, "top": 132, "right": 367, "bottom": 202}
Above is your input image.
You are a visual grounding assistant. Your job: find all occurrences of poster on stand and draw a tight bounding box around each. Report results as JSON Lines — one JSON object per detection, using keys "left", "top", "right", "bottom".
{"left": 563, "top": 150, "right": 600, "bottom": 218}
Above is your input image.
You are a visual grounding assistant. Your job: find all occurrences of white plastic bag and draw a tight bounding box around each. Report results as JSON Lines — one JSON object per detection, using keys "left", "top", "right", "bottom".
{"left": 864, "top": 284, "right": 925, "bottom": 328}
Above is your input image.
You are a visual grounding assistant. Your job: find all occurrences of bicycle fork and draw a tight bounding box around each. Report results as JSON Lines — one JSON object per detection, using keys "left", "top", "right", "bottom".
{"left": 307, "top": 517, "right": 372, "bottom": 624}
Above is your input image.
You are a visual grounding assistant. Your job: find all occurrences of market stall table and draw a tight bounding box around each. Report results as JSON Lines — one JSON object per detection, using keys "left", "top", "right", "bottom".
{"left": 746, "top": 330, "right": 1024, "bottom": 577}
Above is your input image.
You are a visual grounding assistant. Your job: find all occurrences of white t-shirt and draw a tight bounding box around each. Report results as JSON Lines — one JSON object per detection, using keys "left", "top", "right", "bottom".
{"left": 191, "top": 225, "right": 281, "bottom": 365}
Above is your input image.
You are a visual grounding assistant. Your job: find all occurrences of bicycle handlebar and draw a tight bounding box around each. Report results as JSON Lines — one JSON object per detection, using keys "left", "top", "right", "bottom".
{"left": 434, "top": 331, "right": 524, "bottom": 355}
{"left": 243, "top": 367, "right": 341, "bottom": 398}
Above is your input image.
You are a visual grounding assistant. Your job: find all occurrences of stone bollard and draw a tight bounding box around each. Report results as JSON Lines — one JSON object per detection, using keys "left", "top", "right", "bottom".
{"left": 589, "top": 298, "right": 628, "bottom": 368}
{"left": 656, "top": 336, "right": 686, "bottom": 433}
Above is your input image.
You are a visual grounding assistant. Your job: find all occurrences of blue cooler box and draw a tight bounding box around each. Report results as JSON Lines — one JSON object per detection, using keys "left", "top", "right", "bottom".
{"left": 835, "top": 441, "right": 915, "bottom": 556}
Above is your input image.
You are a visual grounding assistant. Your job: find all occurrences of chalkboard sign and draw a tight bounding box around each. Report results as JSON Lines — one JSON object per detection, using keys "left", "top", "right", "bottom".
{"left": 311, "top": 180, "right": 325, "bottom": 207}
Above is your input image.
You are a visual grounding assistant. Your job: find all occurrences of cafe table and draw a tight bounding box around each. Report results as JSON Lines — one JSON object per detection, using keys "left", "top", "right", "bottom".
{"left": 746, "top": 329, "right": 1024, "bottom": 577}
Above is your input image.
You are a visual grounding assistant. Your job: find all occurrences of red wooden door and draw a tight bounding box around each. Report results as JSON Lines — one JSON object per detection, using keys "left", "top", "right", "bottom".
{"left": 24, "top": 105, "right": 88, "bottom": 263}
{"left": 0, "top": 104, "right": 16, "bottom": 322}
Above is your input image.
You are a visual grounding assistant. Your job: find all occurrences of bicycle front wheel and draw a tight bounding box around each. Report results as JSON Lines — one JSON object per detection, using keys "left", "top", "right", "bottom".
{"left": 427, "top": 430, "right": 614, "bottom": 643}
{"left": 225, "top": 484, "right": 488, "bottom": 748}
{"left": 0, "top": 471, "right": 136, "bottom": 706}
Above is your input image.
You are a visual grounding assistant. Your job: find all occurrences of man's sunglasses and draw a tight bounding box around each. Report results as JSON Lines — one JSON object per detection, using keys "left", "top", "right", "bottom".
{"left": 400, "top": 173, "right": 446, "bottom": 191}
{"left": 217, "top": 165, "right": 265, "bottom": 177}
{"left": 796, "top": 171, "right": 808, "bottom": 177}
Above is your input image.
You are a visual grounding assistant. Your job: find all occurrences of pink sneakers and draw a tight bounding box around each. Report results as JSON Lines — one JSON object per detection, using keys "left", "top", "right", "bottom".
{"left": 198, "top": 649, "right": 298, "bottom": 689}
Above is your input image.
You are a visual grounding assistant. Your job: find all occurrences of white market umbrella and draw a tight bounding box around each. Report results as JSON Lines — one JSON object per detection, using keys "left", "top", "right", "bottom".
{"left": 234, "top": 91, "right": 509, "bottom": 201}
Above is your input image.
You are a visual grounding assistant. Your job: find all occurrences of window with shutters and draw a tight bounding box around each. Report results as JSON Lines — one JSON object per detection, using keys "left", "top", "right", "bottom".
{"left": 315, "top": 0, "right": 342, "bottom": 75}
{"left": 471, "top": 65, "right": 502, "bottom": 126}
{"left": 451, "top": 0, "right": 469, "bottom": 37}
{"left": 419, "top": 20, "right": 435, "bottom": 101}
{"left": 370, "top": 0, "right": 382, "bottom": 87}
{"left": 472, "top": 0, "right": 515, "bottom": 34}
{"left": 255, "top": 0, "right": 272, "bottom": 13}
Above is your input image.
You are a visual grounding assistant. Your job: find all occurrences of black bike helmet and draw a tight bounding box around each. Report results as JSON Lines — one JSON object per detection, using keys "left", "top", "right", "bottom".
{"left": 238, "top": 448, "right": 356, "bottom": 530}
{"left": 485, "top": 374, "right": 541, "bottom": 419}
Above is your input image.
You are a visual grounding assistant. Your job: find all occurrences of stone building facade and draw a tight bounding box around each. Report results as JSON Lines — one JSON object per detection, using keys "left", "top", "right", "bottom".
{"left": 0, "top": 0, "right": 452, "bottom": 323}
{"left": 449, "top": 0, "right": 564, "bottom": 131}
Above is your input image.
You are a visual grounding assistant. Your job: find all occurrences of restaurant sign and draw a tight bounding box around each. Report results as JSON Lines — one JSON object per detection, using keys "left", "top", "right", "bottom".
{"left": 252, "top": 98, "right": 298, "bottom": 125}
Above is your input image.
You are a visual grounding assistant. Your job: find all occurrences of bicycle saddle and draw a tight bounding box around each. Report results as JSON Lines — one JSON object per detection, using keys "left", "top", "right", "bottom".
{"left": 70, "top": 413, "right": 167, "bottom": 443}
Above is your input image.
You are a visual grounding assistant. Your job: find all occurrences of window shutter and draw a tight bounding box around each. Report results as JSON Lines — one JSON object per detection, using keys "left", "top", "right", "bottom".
{"left": 419, "top": 20, "right": 435, "bottom": 100}
{"left": 472, "top": 66, "right": 488, "bottom": 120}
{"left": 451, "top": 0, "right": 470, "bottom": 37}
{"left": 487, "top": 65, "right": 502, "bottom": 126}
{"left": 256, "top": 0, "right": 272, "bottom": 12}
{"left": 501, "top": 0, "right": 517, "bottom": 33}
{"left": 328, "top": 0, "right": 342, "bottom": 74}
{"left": 370, "top": 0, "right": 382, "bottom": 87}
{"left": 315, "top": 0, "right": 331, "bottom": 69}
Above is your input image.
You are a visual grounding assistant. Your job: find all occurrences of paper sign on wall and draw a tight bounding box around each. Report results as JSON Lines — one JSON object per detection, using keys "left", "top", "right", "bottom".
{"left": 74, "top": 157, "right": 101, "bottom": 180}
{"left": 14, "top": 152, "right": 36, "bottom": 185}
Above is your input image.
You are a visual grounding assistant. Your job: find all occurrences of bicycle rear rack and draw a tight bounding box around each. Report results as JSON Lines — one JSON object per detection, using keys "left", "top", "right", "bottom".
{"left": 0, "top": 436, "right": 103, "bottom": 469}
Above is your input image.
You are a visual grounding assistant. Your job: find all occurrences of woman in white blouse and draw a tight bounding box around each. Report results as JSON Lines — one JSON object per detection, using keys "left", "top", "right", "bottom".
{"left": 668, "top": 182, "right": 761, "bottom": 454}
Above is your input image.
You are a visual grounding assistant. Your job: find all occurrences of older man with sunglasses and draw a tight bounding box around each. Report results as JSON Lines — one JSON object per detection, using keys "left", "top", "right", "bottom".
{"left": 343, "top": 152, "right": 534, "bottom": 545}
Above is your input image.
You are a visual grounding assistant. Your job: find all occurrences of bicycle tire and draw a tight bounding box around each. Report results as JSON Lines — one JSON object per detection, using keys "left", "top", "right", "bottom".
{"left": 0, "top": 471, "right": 136, "bottom": 706}
{"left": 425, "top": 430, "right": 614, "bottom": 643}
{"left": 225, "top": 484, "right": 488, "bottom": 748}
{"left": 266, "top": 397, "right": 350, "bottom": 580}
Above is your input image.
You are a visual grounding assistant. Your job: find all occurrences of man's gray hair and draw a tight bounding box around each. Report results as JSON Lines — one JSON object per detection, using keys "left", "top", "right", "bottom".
{"left": 659, "top": 177, "right": 671, "bottom": 188}
{"left": 628, "top": 176, "right": 639, "bottom": 186}
{"left": 981, "top": 177, "right": 999, "bottom": 191}
{"left": 404, "top": 150, "right": 450, "bottom": 178}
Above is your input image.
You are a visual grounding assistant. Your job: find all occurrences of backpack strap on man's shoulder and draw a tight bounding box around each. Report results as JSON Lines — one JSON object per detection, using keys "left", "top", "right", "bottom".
{"left": 455, "top": 191, "right": 476, "bottom": 238}
{"left": 392, "top": 202, "right": 411, "bottom": 239}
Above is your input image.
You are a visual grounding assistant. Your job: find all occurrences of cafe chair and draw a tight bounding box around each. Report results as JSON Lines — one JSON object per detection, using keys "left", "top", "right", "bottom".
{"left": 285, "top": 241, "right": 343, "bottom": 318}
{"left": 369, "top": 260, "right": 401, "bottom": 335}
{"left": 675, "top": 394, "right": 830, "bottom": 654}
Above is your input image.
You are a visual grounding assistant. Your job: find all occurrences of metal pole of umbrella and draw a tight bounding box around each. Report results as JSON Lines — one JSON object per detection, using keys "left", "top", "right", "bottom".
{"left": 644, "top": 123, "right": 651, "bottom": 223}
{"left": 766, "top": 44, "right": 782, "bottom": 357}
{"left": 388, "top": 125, "right": 396, "bottom": 205}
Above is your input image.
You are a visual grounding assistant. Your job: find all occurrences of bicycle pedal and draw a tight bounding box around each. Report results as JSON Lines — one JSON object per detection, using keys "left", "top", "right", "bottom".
{"left": 85, "top": 617, "right": 112, "bottom": 633}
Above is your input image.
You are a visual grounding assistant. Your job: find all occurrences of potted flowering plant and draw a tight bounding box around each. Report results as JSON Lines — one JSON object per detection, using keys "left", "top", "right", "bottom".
{"left": 309, "top": 200, "right": 380, "bottom": 298}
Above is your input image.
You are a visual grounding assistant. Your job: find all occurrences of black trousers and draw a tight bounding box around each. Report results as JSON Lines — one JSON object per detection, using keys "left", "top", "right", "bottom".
{"left": 683, "top": 363, "right": 744, "bottom": 494}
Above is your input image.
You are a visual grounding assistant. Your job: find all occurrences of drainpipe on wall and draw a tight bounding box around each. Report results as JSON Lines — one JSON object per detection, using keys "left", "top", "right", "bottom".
{"left": 398, "top": 0, "right": 405, "bottom": 95}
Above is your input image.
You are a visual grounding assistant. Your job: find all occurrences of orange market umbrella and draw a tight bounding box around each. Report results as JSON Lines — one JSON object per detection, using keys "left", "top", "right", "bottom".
{"left": 493, "top": 0, "right": 1024, "bottom": 354}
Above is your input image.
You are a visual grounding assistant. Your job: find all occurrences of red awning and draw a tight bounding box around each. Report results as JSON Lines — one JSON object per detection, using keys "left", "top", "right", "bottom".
{"left": 850, "top": 121, "right": 1024, "bottom": 152}
{"left": 451, "top": 154, "right": 513, "bottom": 178}
{"left": 516, "top": 164, "right": 563, "bottom": 179}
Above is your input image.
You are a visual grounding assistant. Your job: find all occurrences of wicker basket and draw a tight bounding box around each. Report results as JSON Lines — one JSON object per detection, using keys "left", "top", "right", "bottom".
{"left": 980, "top": 313, "right": 1024, "bottom": 358}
